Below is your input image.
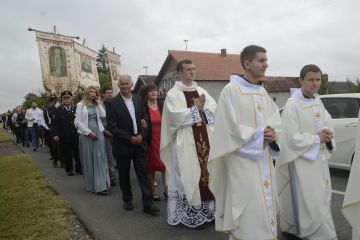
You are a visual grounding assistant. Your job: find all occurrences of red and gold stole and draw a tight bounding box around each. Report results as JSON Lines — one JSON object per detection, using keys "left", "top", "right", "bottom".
{"left": 183, "top": 90, "right": 214, "bottom": 201}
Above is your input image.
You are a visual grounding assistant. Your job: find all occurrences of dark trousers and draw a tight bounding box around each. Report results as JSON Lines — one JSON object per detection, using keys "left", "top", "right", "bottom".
{"left": 44, "top": 129, "right": 54, "bottom": 157}
{"left": 14, "top": 126, "right": 21, "bottom": 143}
{"left": 116, "top": 146, "right": 152, "bottom": 208}
{"left": 20, "top": 126, "right": 26, "bottom": 146}
{"left": 60, "top": 140, "right": 81, "bottom": 173}
{"left": 30, "top": 124, "right": 39, "bottom": 149}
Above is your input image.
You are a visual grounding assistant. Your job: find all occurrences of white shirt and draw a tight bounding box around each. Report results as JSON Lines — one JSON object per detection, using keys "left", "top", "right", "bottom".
{"left": 31, "top": 108, "right": 42, "bottom": 124}
{"left": 122, "top": 94, "right": 138, "bottom": 135}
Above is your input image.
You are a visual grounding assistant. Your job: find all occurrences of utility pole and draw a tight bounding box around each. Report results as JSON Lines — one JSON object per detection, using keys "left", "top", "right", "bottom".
{"left": 184, "top": 39, "right": 189, "bottom": 51}
{"left": 143, "top": 66, "right": 149, "bottom": 75}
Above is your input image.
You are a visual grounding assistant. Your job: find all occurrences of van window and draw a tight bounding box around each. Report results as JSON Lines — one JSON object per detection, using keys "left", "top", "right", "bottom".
{"left": 321, "top": 98, "right": 360, "bottom": 119}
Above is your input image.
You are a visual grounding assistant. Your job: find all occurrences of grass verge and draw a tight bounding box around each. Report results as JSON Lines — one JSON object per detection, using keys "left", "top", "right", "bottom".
{"left": 0, "top": 153, "right": 71, "bottom": 240}
{"left": 0, "top": 128, "right": 12, "bottom": 142}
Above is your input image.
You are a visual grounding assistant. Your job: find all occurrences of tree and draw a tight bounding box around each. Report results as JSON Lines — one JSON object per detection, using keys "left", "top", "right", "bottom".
{"left": 319, "top": 74, "right": 336, "bottom": 95}
{"left": 96, "top": 45, "right": 110, "bottom": 74}
{"left": 22, "top": 90, "right": 52, "bottom": 109}
{"left": 347, "top": 77, "right": 360, "bottom": 93}
{"left": 96, "top": 45, "right": 112, "bottom": 92}
{"left": 99, "top": 72, "right": 112, "bottom": 93}
{"left": 23, "top": 93, "right": 38, "bottom": 108}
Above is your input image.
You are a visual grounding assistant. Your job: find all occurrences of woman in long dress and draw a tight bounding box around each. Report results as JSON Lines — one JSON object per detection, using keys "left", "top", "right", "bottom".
{"left": 141, "top": 84, "right": 167, "bottom": 201}
{"left": 75, "top": 86, "right": 110, "bottom": 195}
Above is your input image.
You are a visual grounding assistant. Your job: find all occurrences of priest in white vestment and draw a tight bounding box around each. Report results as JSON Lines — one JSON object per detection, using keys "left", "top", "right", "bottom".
{"left": 277, "top": 64, "right": 337, "bottom": 239}
{"left": 208, "top": 45, "right": 281, "bottom": 240}
{"left": 342, "top": 112, "right": 360, "bottom": 240}
{"left": 160, "top": 59, "right": 217, "bottom": 228}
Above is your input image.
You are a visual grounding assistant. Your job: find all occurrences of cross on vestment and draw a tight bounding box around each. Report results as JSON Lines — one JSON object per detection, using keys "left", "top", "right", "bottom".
{"left": 315, "top": 112, "right": 321, "bottom": 120}
{"left": 257, "top": 104, "right": 263, "bottom": 112}
{"left": 263, "top": 180, "right": 270, "bottom": 189}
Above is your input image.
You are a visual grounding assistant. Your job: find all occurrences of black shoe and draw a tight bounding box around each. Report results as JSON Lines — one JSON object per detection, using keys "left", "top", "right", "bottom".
{"left": 143, "top": 204, "right": 160, "bottom": 215}
{"left": 49, "top": 157, "right": 54, "bottom": 160}
{"left": 52, "top": 160, "right": 57, "bottom": 168}
{"left": 75, "top": 170, "right": 82, "bottom": 175}
{"left": 124, "top": 202, "right": 134, "bottom": 211}
{"left": 26, "top": 143, "right": 29, "bottom": 147}
{"left": 110, "top": 179, "right": 116, "bottom": 187}
{"left": 97, "top": 190, "right": 109, "bottom": 196}
{"left": 67, "top": 171, "right": 74, "bottom": 176}
{"left": 33, "top": 148, "right": 37, "bottom": 152}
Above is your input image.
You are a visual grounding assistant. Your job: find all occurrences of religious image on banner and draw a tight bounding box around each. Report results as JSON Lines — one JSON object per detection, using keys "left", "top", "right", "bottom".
{"left": 80, "top": 54, "right": 92, "bottom": 73}
{"left": 49, "top": 46, "right": 67, "bottom": 77}
{"left": 35, "top": 31, "right": 78, "bottom": 95}
{"left": 106, "top": 50, "right": 121, "bottom": 95}
{"left": 33, "top": 29, "right": 101, "bottom": 95}
{"left": 74, "top": 42, "right": 99, "bottom": 88}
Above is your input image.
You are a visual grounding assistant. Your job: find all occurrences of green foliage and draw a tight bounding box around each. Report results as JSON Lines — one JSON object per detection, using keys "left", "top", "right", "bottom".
{"left": 72, "top": 85, "right": 85, "bottom": 105}
{"left": 319, "top": 74, "right": 337, "bottom": 95}
{"left": 22, "top": 90, "right": 52, "bottom": 109}
{"left": 99, "top": 72, "right": 112, "bottom": 93}
{"left": 96, "top": 45, "right": 110, "bottom": 74}
{"left": 347, "top": 78, "right": 360, "bottom": 93}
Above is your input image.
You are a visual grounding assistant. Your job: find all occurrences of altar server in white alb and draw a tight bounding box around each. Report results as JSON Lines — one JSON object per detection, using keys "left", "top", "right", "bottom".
{"left": 208, "top": 45, "right": 281, "bottom": 240}
{"left": 342, "top": 111, "right": 360, "bottom": 240}
{"left": 277, "top": 64, "right": 337, "bottom": 239}
{"left": 160, "top": 59, "right": 217, "bottom": 228}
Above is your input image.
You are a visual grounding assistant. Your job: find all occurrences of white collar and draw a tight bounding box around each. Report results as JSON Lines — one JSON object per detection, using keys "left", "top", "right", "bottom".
{"left": 291, "top": 88, "right": 320, "bottom": 106}
{"left": 230, "top": 74, "right": 262, "bottom": 94}
{"left": 174, "top": 81, "right": 198, "bottom": 92}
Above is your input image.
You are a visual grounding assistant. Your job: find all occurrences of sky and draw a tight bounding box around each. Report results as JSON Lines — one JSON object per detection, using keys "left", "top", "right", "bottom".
{"left": 1, "top": 0, "right": 359, "bottom": 113}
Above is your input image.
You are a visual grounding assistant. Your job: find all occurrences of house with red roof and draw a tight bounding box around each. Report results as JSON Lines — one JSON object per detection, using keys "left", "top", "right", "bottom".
{"left": 151, "top": 49, "right": 299, "bottom": 107}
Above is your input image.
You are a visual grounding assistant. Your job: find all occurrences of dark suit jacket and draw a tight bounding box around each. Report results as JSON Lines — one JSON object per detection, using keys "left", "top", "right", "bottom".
{"left": 43, "top": 106, "right": 56, "bottom": 128}
{"left": 52, "top": 105, "right": 78, "bottom": 144}
{"left": 106, "top": 93, "right": 148, "bottom": 157}
{"left": 144, "top": 100, "right": 163, "bottom": 146}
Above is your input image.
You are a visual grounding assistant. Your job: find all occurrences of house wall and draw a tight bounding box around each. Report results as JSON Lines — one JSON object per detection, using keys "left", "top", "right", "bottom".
{"left": 268, "top": 92, "right": 291, "bottom": 108}
{"left": 195, "top": 80, "right": 228, "bottom": 100}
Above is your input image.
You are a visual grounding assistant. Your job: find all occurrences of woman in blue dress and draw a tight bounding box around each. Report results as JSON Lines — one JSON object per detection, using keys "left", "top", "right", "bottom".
{"left": 75, "top": 86, "right": 110, "bottom": 195}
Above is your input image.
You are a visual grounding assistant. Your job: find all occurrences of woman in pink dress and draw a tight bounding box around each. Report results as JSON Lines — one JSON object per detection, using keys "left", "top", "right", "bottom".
{"left": 141, "top": 84, "right": 167, "bottom": 201}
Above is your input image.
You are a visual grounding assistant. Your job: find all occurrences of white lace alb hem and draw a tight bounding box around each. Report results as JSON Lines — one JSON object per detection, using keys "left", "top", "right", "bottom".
{"left": 167, "top": 190, "right": 215, "bottom": 228}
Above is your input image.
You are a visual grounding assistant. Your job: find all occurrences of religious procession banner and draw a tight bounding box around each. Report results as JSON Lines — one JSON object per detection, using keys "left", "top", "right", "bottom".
{"left": 35, "top": 30, "right": 99, "bottom": 95}
{"left": 106, "top": 50, "right": 121, "bottom": 95}
{"left": 74, "top": 42, "right": 99, "bottom": 89}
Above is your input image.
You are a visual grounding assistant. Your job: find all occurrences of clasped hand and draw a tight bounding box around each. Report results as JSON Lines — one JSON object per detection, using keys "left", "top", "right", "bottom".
{"left": 193, "top": 94, "right": 206, "bottom": 111}
{"left": 318, "top": 128, "right": 333, "bottom": 143}
{"left": 264, "top": 126, "right": 276, "bottom": 146}
{"left": 130, "top": 135, "right": 143, "bottom": 145}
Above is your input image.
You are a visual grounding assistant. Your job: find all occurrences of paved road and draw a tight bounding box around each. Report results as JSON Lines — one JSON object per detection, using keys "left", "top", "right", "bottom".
{"left": 18, "top": 144, "right": 352, "bottom": 240}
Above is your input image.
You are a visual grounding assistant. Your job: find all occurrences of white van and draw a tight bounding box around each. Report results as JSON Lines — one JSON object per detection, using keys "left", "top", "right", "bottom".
{"left": 320, "top": 93, "right": 360, "bottom": 170}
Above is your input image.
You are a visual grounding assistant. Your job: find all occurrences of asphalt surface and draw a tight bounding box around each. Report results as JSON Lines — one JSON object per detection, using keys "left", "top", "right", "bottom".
{"left": 10, "top": 142, "right": 353, "bottom": 240}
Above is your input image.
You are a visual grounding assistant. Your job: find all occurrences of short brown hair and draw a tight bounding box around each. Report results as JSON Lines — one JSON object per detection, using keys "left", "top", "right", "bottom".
{"left": 176, "top": 59, "right": 193, "bottom": 73}
{"left": 240, "top": 45, "right": 267, "bottom": 68}
{"left": 300, "top": 64, "right": 322, "bottom": 79}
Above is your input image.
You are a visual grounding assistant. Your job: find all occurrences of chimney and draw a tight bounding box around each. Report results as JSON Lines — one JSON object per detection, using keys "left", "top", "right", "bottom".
{"left": 220, "top": 48, "right": 227, "bottom": 58}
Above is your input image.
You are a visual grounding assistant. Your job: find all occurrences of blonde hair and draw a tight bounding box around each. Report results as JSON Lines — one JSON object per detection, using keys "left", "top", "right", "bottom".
{"left": 82, "top": 86, "right": 99, "bottom": 106}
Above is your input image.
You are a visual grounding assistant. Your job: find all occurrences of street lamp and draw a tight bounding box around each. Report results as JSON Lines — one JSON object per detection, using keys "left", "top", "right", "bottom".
{"left": 184, "top": 39, "right": 189, "bottom": 51}
{"left": 143, "top": 66, "right": 149, "bottom": 75}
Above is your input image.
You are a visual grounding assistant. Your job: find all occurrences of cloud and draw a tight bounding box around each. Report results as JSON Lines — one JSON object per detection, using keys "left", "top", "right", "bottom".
{"left": 1, "top": 0, "right": 359, "bottom": 112}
